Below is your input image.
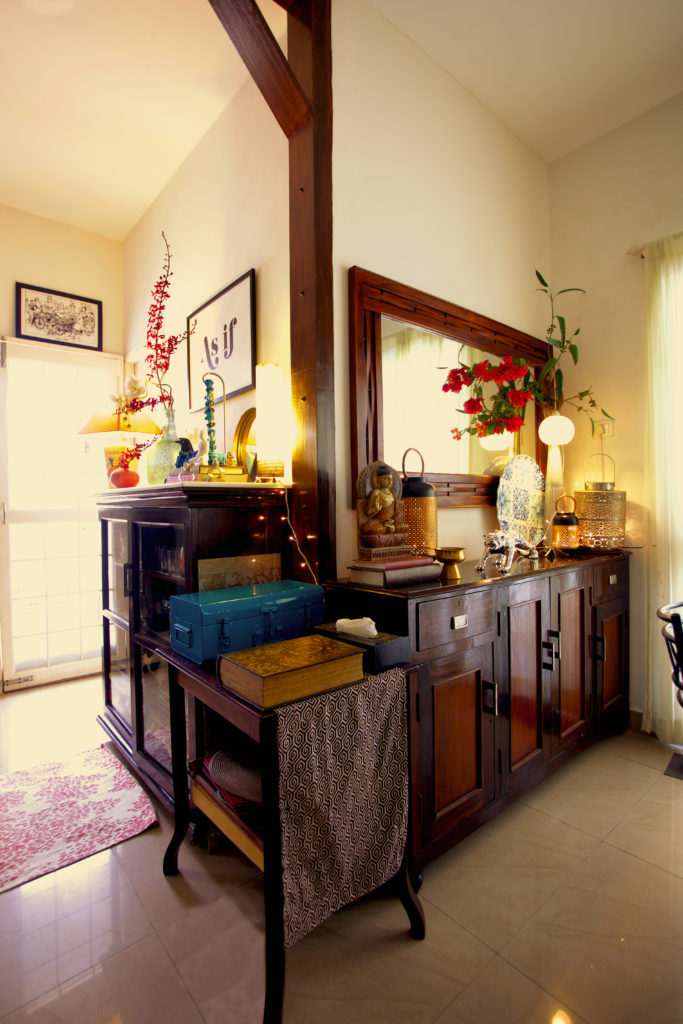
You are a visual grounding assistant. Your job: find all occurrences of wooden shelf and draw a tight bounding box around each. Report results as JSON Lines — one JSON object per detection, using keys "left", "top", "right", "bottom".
{"left": 190, "top": 772, "right": 264, "bottom": 870}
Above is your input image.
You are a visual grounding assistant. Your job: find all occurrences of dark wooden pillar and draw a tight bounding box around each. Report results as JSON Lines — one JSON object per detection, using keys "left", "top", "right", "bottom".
{"left": 207, "top": 0, "right": 335, "bottom": 583}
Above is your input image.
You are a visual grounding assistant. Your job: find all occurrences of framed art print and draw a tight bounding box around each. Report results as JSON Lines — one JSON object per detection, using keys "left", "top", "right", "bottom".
{"left": 15, "top": 282, "right": 103, "bottom": 351}
{"left": 187, "top": 269, "right": 256, "bottom": 411}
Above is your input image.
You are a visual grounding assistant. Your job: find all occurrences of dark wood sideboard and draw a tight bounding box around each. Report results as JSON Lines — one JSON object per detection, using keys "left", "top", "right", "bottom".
{"left": 323, "top": 551, "right": 629, "bottom": 873}
{"left": 96, "top": 482, "right": 292, "bottom": 809}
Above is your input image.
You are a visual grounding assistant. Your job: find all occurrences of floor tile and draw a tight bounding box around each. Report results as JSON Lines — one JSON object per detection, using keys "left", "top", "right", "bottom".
{"left": 606, "top": 773, "right": 683, "bottom": 877}
{"left": 283, "top": 893, "right": 494, "bottom": 1023}
{"left": 433, "top": 955, "right": 590, "bottom": 1024}
{"left": 0, "top": 676, "right": 103, "bottom": 775}
{"left": 420, "top": 801, "right": 598, "bottom": 950}
{"left": 113, "top": 805, "right": 260, "bottom": 931}
{"left": 0, "top": 850, "right": 152, "bottom": 1018}
{"left": 502, "top": 843, "right": 683, "bottom": 1024}
{"left": 0, "top": 934, "right": 204, "bottom": 1024}
{"left": 598, "top": 729, "right": 673, "bottom": 772}
{"left": 157, "top": 882, "right": 267, "bottom": 1024}
{"left": 519, "top": 743, "right": 662, "bottom": 838}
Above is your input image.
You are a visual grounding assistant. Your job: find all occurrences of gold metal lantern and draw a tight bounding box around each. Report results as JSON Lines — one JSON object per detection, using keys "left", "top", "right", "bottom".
{"left": 574, "top": 453, "right": 626, "bottom": 549}
{"left": 400, "top": 448, "right": 438, "bottom": 556}
{"left": 551, "top": 494, "right": 580, "bottom": 550}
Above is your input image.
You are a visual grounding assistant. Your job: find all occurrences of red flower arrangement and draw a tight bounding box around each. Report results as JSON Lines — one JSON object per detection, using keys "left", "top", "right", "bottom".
{"left": 443, "top": 271, "right": 610, "bottom": 441}
{"left": 443, "top": 355, "right": 534, "bottom": 440}
{"left": 116, "top": 233, "right": 193, "bottom": 469}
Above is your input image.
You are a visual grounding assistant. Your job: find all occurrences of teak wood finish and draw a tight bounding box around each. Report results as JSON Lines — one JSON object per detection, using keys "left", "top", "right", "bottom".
{"left": 348, "top": 266, "right": 553, "bottom": 507}
{"left": 208, "top": 0, "right": 335, "bottom": 582}
{"left": 323, "top": 552, "right": 629, "bottom": 873}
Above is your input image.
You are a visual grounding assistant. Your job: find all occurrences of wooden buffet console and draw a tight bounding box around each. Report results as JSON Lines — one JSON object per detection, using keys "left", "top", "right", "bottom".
{"left": 323, "top": 551, "right": 629, "bottom": 873}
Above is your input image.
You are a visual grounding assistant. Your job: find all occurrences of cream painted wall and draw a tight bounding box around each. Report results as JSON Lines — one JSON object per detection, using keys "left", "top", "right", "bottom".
{"left": 123, "top": 73, "right": 289, "bottom": 457}
{"left": 332, "top": 0, "right": 551, "bottom": 574}
{"left": 0, "top": 204, "right": 124, "bottom": 354}
{"left": 549, "top": 91, "right": 683, "bottom": 714}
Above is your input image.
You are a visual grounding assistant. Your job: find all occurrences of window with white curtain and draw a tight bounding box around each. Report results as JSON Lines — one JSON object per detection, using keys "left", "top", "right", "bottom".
{"left": 643, "top": 231, "right": 683, "bottom": 743}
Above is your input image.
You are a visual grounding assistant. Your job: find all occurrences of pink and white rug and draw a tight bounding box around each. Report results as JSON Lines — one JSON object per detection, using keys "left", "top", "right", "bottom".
{"left": 0, "top": 745, "right": 158, "bottom": 894}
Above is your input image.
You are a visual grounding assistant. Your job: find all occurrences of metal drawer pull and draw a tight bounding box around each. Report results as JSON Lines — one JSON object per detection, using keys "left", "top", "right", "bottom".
{"left": 482, "top": 680, "right": 498, "bottom": 716}
{"left": 451, "top": 614, "right": 468, "bottom": 630}
{"left": 609, "top": 574, "right": 617, "bottom": 585}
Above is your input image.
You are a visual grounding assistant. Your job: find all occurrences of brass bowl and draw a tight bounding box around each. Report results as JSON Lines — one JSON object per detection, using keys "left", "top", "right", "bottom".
{"left": 435, "top": 546, "right": 466, "bottom": 581}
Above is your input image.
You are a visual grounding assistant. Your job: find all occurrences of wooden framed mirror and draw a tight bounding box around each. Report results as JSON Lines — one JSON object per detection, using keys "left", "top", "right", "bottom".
{"left": 348, "top": 266, "right": 551, "bottom": 507}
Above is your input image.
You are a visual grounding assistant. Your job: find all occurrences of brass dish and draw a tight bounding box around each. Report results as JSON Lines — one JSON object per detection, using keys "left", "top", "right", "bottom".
{"left": 435, "top": 546, "right": 466, "bottom": 581}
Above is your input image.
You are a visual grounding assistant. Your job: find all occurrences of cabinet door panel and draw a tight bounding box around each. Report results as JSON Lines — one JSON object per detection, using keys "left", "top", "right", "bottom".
{"left": 559, "top": 587, "right": 583, "bottom": 733}
{"left": 602, "top": 612, "right": 622, "bottom": 706}
{"left": 433, "top": 667, "right": 481, "bottom": 815}
{"left": 422, "top": 643, "right": 496, "bottom": 845}
{"left": 595, "top": 595, "right": 628, "bottom": 725}
{"left": 509, "top": 598, "right": 543, "bottom": 768}
{"left": 550, "top": 570, "right": 591, "bottom": 756}
{"left": 500, "top": 578, "right": 551, "bottom": 792}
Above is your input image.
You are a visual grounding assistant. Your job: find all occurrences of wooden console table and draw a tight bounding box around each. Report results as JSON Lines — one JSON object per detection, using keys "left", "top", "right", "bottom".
{"left": 157, "top": 644, "right": 425, "bottom": 1024}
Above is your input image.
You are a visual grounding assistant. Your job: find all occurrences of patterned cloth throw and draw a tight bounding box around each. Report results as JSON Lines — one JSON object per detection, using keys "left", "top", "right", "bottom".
{"left": 276, "top": 667, "right": 407, "bottom": 947}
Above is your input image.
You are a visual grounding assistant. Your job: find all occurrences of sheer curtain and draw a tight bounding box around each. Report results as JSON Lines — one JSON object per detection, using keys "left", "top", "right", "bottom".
{"left": 643, "top": 231, "right": 683, "bottom": 743}
{"left": 381, "top": 326, "right": 473, "bottom": 474}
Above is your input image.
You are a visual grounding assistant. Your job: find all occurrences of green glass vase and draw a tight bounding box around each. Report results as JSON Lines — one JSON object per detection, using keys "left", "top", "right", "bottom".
{"left": 147, "top": 405, "right": 180, "bottom": 486}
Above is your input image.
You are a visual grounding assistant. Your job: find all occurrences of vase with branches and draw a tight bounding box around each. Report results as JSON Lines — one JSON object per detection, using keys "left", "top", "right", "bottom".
{"left": 116, "top": 233, "right": 193, "bottom": 476}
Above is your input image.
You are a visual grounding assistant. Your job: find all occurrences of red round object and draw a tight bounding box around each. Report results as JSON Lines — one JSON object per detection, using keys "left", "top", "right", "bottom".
{"left": 110, "top": 467, "right": 140, "bottom": 488}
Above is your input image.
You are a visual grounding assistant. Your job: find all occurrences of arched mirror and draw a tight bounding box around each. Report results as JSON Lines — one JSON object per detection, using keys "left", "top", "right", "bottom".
{"left": 348, "top": 266, "right": 551, "bottom": 507}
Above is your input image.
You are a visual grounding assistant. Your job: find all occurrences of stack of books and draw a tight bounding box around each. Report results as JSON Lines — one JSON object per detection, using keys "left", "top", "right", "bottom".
{"left": 348, "top": 555, "right": 442, "bottom": 588}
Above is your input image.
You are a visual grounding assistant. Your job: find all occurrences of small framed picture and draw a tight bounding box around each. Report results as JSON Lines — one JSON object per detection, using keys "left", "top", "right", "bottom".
{"left": 15, "top": 282, "right": 103, "bottom": 350}
{"left": 187, "top": 269, "right": 256, "bottom": 411}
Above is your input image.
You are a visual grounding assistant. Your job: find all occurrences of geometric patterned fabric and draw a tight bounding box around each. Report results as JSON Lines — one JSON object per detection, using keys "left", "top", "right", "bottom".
{"left": 276, "top": 667, "right": 407, "bottom": 946}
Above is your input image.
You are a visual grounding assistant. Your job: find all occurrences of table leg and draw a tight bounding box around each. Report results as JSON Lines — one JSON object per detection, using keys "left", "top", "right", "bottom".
{"left": 163, "top": 668, "right": 190, "bottom": 876}
{"left": 396, "top": 855, "right": 426, "bottom": 940}
{"left": 260, "top": 714, "right": 286, "bottom": 1024}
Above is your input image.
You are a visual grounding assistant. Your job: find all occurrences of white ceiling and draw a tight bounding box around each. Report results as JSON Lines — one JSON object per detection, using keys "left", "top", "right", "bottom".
{"left": 371, "top": 0, "right": 683, "bottom": 162}
{"left": 2, "top": 0, "right": 682, "bottom": 241}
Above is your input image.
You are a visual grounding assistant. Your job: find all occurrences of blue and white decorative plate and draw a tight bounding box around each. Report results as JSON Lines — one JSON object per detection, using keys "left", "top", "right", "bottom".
{"left": 496, "top": 455, "right": 546, "bottom": 544}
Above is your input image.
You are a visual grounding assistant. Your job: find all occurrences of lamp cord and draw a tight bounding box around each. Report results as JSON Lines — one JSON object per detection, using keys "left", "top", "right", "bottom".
{"left": 284, "top": 488, "right": 319, "bottom": 585}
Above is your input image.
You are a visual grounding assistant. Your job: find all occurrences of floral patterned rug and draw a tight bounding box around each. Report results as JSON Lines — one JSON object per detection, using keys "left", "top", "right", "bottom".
{"left": 0, "top": 746, "right": 158, "bottom": 894}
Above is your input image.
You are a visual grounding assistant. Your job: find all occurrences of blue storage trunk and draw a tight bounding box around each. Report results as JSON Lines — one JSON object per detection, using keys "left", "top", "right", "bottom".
{"left": 169, "top": 580, "right": 324, "bottom": 665}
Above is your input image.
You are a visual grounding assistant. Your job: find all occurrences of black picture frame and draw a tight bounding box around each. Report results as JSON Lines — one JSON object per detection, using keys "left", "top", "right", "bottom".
{"left": 187, "top": 269, "right": 256, "bottom": 412}
{"left": 15, "top": 282, "right": 103, "bottom": 351}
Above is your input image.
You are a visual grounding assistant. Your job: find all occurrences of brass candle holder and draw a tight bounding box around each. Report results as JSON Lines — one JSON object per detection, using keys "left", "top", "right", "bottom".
{"left": 435, "top": 546, "right": 466, "bottom": 581}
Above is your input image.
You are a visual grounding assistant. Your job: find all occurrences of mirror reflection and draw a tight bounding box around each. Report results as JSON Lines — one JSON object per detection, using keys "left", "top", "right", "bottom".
{"left": 348, "top": 266, "right": 550, "bottom": 508}
{"left": 380, "top": 316, "right": 535, "bottom": 478}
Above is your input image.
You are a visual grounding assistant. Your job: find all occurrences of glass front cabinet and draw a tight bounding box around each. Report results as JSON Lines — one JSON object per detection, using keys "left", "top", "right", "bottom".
{"left": 98, "top": 483, "right": 291, "bottom": 808}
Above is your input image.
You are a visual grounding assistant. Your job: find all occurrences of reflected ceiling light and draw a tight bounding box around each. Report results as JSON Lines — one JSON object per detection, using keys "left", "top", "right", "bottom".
{"left": 538, "top": 413, "right": 575, "bottom": 446}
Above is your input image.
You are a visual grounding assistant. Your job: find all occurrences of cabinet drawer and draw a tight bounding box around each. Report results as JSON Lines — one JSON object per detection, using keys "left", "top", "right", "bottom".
{"left": 417, "top": 590, "right": 494, "bottom": 651}
{"left": 593, "top": 559, "right": 628, "bottom": 603}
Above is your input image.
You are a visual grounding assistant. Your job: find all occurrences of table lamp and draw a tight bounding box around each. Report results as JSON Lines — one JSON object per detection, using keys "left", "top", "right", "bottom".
{"left": 78, "top": 405, "right": 162, "bottom": 485}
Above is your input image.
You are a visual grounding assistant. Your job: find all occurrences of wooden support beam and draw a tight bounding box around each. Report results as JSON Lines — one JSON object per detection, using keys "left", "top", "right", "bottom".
{"left": 208, "top": 0, "right": 335, "bottom": 583}
{"left": 207, "top": 0, "right": 312, "bottom": 139}
{"left": 286, "top": 0, "right": 335, "bottom": 584}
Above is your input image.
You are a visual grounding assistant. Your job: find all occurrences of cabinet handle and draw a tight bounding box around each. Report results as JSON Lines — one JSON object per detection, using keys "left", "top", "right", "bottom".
{"left": 541, "top": 641, "right": 555, "bottom": 671}
{"left": 542, "top": 630, "right": 560, "bottom": 670}
{"left": 594, "top": 634, "right": 605, "bottom": 662}
{"left": 609, "top": 574, "right": 618, "bottom": 586}
{"left": 482, "top": 680, "right": 498, "bottom": 716}
{"left": 123, "top": 562, "right": 133, "bottom": 597}
{"left": 451, "top": 614, "right": 468, "bottom": 630}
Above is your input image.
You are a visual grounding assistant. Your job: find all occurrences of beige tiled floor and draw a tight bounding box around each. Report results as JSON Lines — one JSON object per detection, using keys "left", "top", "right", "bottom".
{"left": 1, "top": 679, "right": 682, "bottom": 1023}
